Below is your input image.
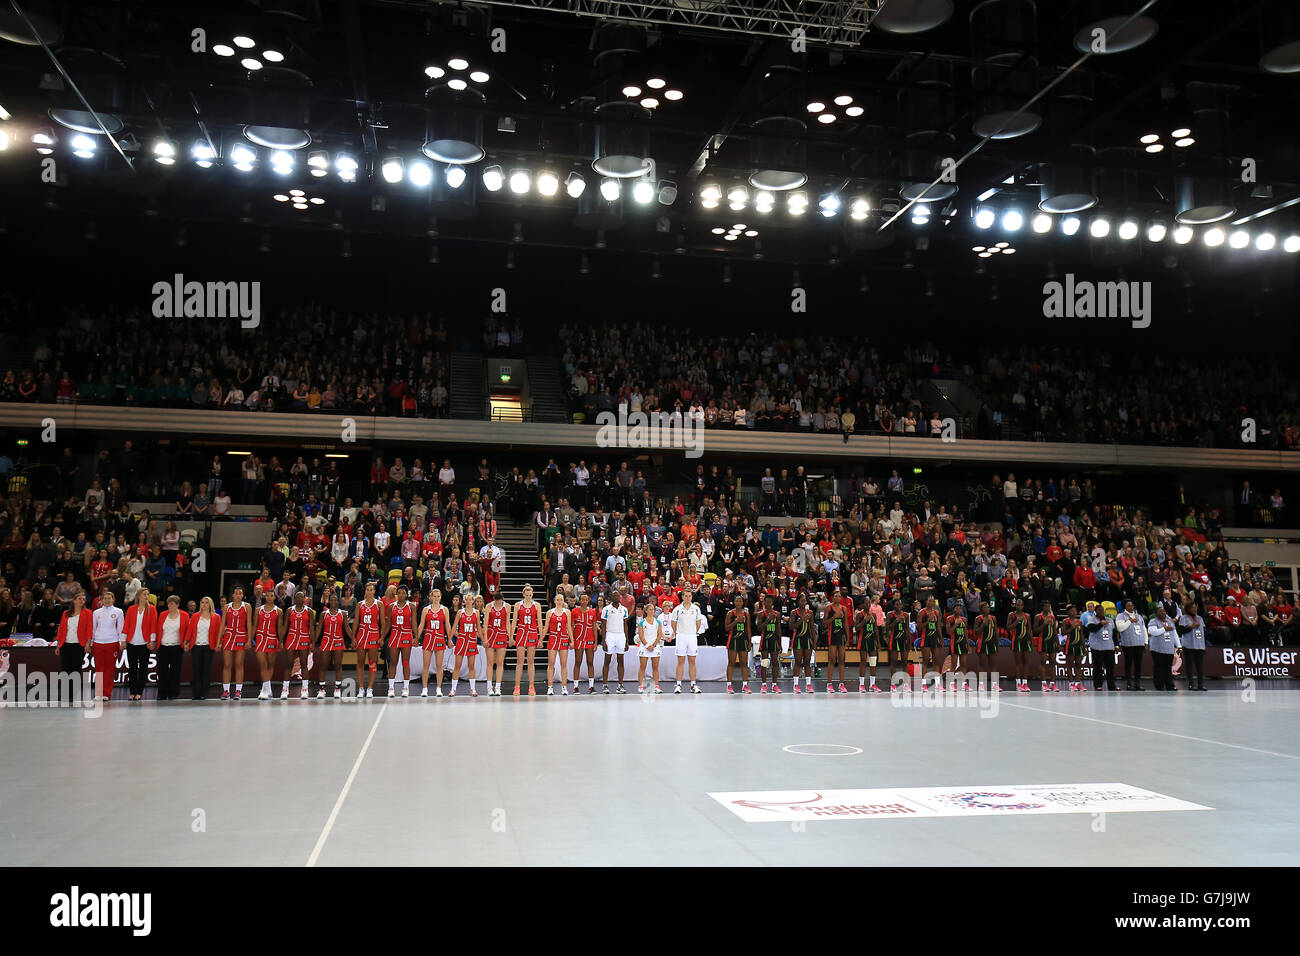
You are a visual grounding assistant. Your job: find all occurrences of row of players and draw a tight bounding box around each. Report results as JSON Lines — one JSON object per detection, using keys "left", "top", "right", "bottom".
{"left": 67, "top": 580, "right": 1207, "bottom": 699}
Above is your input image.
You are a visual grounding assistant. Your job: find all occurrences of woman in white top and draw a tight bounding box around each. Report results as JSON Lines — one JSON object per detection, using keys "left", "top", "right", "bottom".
{"left": 185, "top": 596, "right": 218, "bottom": 700}
{"left": 155, "top": 594, "right": 188, "bottom": 701}
{"left": 636, "top": 601, "right": 664, "bottom": 694}
{"left": 90, "top": 588, "right": 125, "bottom": 701}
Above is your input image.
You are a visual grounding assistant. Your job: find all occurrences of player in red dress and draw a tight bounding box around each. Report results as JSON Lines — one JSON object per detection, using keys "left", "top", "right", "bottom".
{"left": 570, "top": 591, "right": 600, "bottom": 694}
{"left": 315, "top": 589, "right": 350, "bottom": 699}
{"left": 253, "top": 589, "right": 281, "bottom": 700}
{"left": 450, "top": 594, "right": 482, "bottom": 697}
{"left": 483, "top": 593, "right": 512, "bottom": 697}
{"left": 511, "top": 584, "right": 543, "bottom": 697}
{"left": 417, "top": 588, "right": 451, "bottom": 698}
{"left": 387, "top": 585, "right": 417, "bottom": 698}
{"left": 544, "top": 593, "right": 573, "bottom": 696}
{"left": 219, "top": 586, "right": 253, "bottom": 701}
{"left": 352, "top": 582, "right": 385, "bottom": 700}
{"left": 280, "top": 590, "right": 315, "bottom": 700}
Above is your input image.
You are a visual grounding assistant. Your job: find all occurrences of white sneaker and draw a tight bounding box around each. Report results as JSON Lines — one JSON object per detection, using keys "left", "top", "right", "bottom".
{"left": 421, "top": 687, "right": 429, "bottom": 698}
{"left": 603, "top": 685, "right": 610, "bottom": 694}
{"left": 562, "top": 687, "right": 569, "bottom": 696}
{"left": 316, "top": 689, "right": 325, "bottom": 699}
{"left": 258, "top": 690, "right": 270, "bottom": 701}
{"left": 436, "top": 688, "right": 443, "bottom": 698}
{"left": 673, "top": 685, "right": 682, "bottom": 694}
{"left": 691, "top": 684, "right": 702, "bottom": 694}
{"left": 547, "top": 687, "right": 555, "bottom": 696}
{"left": 653, "top": 685, "right": 662, "bottom": 694}
{"left": 366, "top": 688, "right": 374, "bottom": 698}
{"left": 279, "top": 688, "right": 289, "bottom": 700}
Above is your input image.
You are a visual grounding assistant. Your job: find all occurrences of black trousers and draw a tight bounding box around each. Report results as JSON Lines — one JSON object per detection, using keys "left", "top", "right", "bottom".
{"left": 125, "top": 643, "right": 150, "bottom": 697}
{"left": 1151, "top": 651, "right": 1175, "bottom": 690}
{"left": 1183, "top": 647, "right": 1205, "bottom": 687}
{"left": 59, "top": 643, "right": 86, "bottom": 701}
{"left": 1091, "top": 648, "right": 1117, "bottom": 689}
{"left": 191, "top": 645, "right": 214, "bottom": 699}
{"left": 158, "top": 644, "right": 183, "bottom": 700}
{"left": 1121, "top": 645, "right": 1145, "bottom": 686}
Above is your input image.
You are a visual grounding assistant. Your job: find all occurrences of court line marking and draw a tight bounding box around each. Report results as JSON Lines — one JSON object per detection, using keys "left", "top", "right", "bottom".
{"left": 306, "top": 702, "right": 389, "bottom": 867}
{"left": 997, "top": 700, "right": 1300, "bottom": 762}
{"left": 783, "top": 744, "right": 863, "bottom": 756}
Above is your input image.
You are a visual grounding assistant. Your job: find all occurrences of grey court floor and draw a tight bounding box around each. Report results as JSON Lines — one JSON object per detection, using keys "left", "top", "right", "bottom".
{"left": 3, "top": 684, "right": 1298, "bottom": 866}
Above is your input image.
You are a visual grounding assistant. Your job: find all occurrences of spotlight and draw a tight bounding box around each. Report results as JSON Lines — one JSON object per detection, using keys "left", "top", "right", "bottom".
{"left": 834, "top": 94, "right": 853, "bottom": 106}
{"left": 1089, "top": 216, "right": 1110, "bottom": 238}
{"left": 599, "top": 178, "right": 620, "bottom": 201}
{"left": 1283, "top": 235, "right": 1300, "bottom": 253}
{"left": 240, "top": 58, "right": 263, "bottom": 71}
{"left": 565, "top": 171, "right": 586, "bottom": 198}
{"left": 263, "top": 50, "right": 284, "bottom": 63}
{"left": 974, "top": 206, "right": 995, "bottom": 229}
{"left": 1255, "top": 232, "right": 1275, "bottom": 251}
{"left": 381, "top": 157, "right": 404, "bottom": 183}
{"left": 508, "top": 168, "right": 530, "bottom": 194}
{"left": 469, "top": 70, "right": 489, "bottom": 84}
{"left": 664, "top": 89, "right": 683, "bottom": 101}
{"left": 70, "top": 133, "right": 96, "bottom": 158}
{"left": 1001, "top": 209, "right": 1023, "bottom": 232}
{"left": 728, "top": 185, "right": 749, "bottom": 204}
{"left": 408, "top": 160, "right": 433, "bottom": 186}
{"left": 448, "top": 57, "right": 469, "bottom": 70}
{"left": 711, "top": 227, "right": 725, "bottom": 235}
{"left": 657, "top": 180, "right": 678, "bottom": 205}
{"left": 817, "top": 113, "right": 835, "bottom": 124}
{"left": 911, "top": 203, "right": 930, "bottom": 224}
{"left": 1203, "top": 227, "right": 1224, "bottom": 247}
{"left": 632, "top": 179, "right": 654, "bottom": 204}
{"left": 308, "top": 149, "right": 329, "bottom": 176}
{"left": 425, "top": 65, "right": 445, "bottom": 79}
{"left": 335, "top": 153, "right": 358, "bottom": 181}
{"left": 1146, "top": 220, "right": 1167, "bottom": 242}
{"left": 1140, "top": 133, "right": 1159, "bottom": 144}
{"left": 153, "top": 139, "right": 176, "bottom": 165}
{"left": 850, "top": 198, "right": 870, "bottom": 221}
{"left": 845, "top": 105, "right": 864, "bottom": 117}
{"left": 1174, "top": 137, "right": 1195, "bottom": 148}
{"left": 1173, "top": 225, "right": 1193, "bottom": 244}
{"left": 447, "top": 78, "right": 467, "bottom": 91}
{"left": 646, "top": 78, "right": 666, "bottom": 89}
{"left": 623, "top": 85, "right": 642, "bottom": 97}
{"left": 639, "top": 97, "right": 660, "bottom": 110}
{"left": 213, "top": 44, "right": 234, "bottom": 57}
{"left": 482, "top": 165, "right": 504, "bottom": 191}
{"left": 230, "top": 143, "right": 256, "bottom": 170}
{"left": 537, "top": 170, "right": 559, "bottom": 196}
{"left": 1229, "top": 229, "right": 1249, "bottom": 249}
{"left": 1061, "top": 216, "right": 1081, "bottom": 236}
{"left": 1171, "top": 127, "right": 1191, "bottom": 138}
{"left": 270, "top": 150, "right": 294, "bottom": 175}
{"left": 233, "top": 35, "right": 256, "bottom": 49}
{"left": 445, "top": 164, "right": 466, "bottom": 188}
{"left": 700, "top": 183, "right": 722, "bottom": 203}
{"left": 819, "top": 194, "right": 840, "bottom": 216}
{"left": 1032, "top": 213, "right": 1052, "bottom": 233}
{"left": 1118, "top": 219, "right": 1139, "bottom": 241}
{"left": 1144, "top": 143, "right": 1164, "bottom": 153}
{"left": 806, "top": 101, "right": 825, "bottom": 113}
{"left": 32, "top": 128, "right": 54, "bottom": 147}
{"left": 192, "top": 142, "right": 216, "bottom": 167}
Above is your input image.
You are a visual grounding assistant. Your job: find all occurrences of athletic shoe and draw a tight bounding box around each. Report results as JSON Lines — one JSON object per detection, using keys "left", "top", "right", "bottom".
{"left": 771, "top": 685, "right": 782, "bottom": 694}
{"left": 548, "top": 687, "right": 555, "bottom": 696}
{"left": 742, "top": 684, "right": 752, "bottom": 694}
{"left": 674, "top": 685, "right": 682, "bottom": 694}
{"left": 561, "top": 688, "right": 569, "bottom": 696}
{"left": 603, "top": 685, "right": 610, "bottom": 695}
{"left": 448, "top": 689, "right": 456, "bottom": 698}
{"left": 366, "top": 688, "right": 374, "bottom": 698}
{"left": 233, "top": 689, "right": 242, "bottom": 700}
{"left": 279, "top": 688, "right": 289, "bottom": 700}
{"left": 436, "top": 689, "right": 444, "bottom": 698}
{"left": 838, "top": 683, "right": 848, "bottom": 694}
{"left": 652, "top": 685, "right": 662, "bottom": 694}
{"left": 422, "top": 687, "right": 429, "bottom": 698}
{"left": 859, "top": 684, "right": 867, "bottom": 694}
{"left": 221, "top": 690, "right": 230, "bottom": 701}
{"left": 691, "top": 684, "right": 702, "bottom": 694}
{"left": 805, "top": 683, "right": 815, "bottom": 694}
{"left": 760, "top": 685, "right": 768, "bottom": 694}
{"left": 728, "top": 685, "right": 736, "bottom": 695}
{"left": 529, "top": 686, "right": 536, "bottom": 696}
{"left": 471, "top": 688, "right": 479, "bottom": 697}
{"left": 869, "top": 684, "right": 883, "bottom": 694}
{"left": 512, "top": 686, "right": 520, "bottom": 697}
{"left": 1018, "top": 683, "right": 1030, "bottom": 693}
{"left": 616, "top": 685, "right": 626, "bottom": 694}
{"left": 992, "top": 685, "right": 1002, "bottom": 693}
{"left": 317, "top": 689, "right": 326, "bottom": 699}
{"left": 258, "top": 689, "right": 270, "bottom": 701}
{"left": 402, "top": 686, "right": 410, "bottom": 698}
{"left": 793, "top": 684, "right": 801, "bottom": 694}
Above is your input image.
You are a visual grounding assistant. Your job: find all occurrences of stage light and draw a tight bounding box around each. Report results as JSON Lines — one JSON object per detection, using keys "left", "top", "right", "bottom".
{"left": 646, "top": 77, "right": 666, "bottom": 89}
{"left": 233, "top": 35, "right": 255, "bottom": 48}
{"left": 448, "top": 57, "right": 469, "bottom": 70}
{"left": 658, "top": 180, "right": 678, "bottom": 205}
{"left": 447, "top": 78, "right": 467, "bottom": 91}
{"left": 270, "top": 150, "right": 294, "bottom": 175}
{"left": 482, "top": 165, "right": 504, "bottom": 191}
{"left": 639, "top": 97, "right": 659, "bottom": 110}
{"left": 1255, "top": 232, "right": 1275, "bottom": 251}
{"left": 728, "top": 185, "right": 749, "bottom": 204}
{"left": 834, "top": 94, "right": 853, "bottom": 106}
{"left": 153, "top": 139, "right": 176, "bottom": 165}
{"left": 537, "top": 170, "right": 559, "bottom": 196}
{"left": 806, "top": 101, "right": 825, "bottom": 113}
{"left": 425, "top": 65, "right": 445, "bottom": 79}
{"left": 70, "top": 133, "right": 95, "bottom": 158}
{"left": 912, "top": 203, "right": 931, "bottom": 224}
{"left": 850, "top": 198, "right": 870, "bottom": 221}
{"left": 700, "top": 183, "right": 722, "bottom": 203}
{"left": 1203, "top": 227, "right": 1224, "bottom": 247}
{"left": 1173, "top": 225, "right": 1193, "bottom": 244}
{"left": 1061, "top": 216, "right": 1081, "bottom": 236}
{"left": 844, "top": 105, "right": 864, "bottom": 117}
{"left": 565, "top": 171, "right": 586, "bottom": 198}
{"left": 664, "top": 89, "right": 683, "bottom": 101}
{"left": 1144, "top": 143, "right": 1164, "bottom": 153}
{"left": 819, "top": 194, "right": 841, "bottom": 216}
{"left": 1001, "top": 209, "right": 1023, "bottom": 232}
{"left": 192, "top": 141, "right": 216, "bottom": 167}
{"left": 381, "top": 157, "right": 404, "bottom": 183}
{"left": 622, "top": 85, "right": 641, "bottom": 97}
{"left": 974, "top": 206, "right": 995, "bottom": 229}
{"left": 712, "top": 227, "right": 725, "bottom": 235}
{"left": 632, "top": 179, "right": 654, "bottom": 204}
{"left": 230, "top": 143, "right": 256, "bottom": 170}
{"left": 213, "top": 43, "right": 234, "bottom": 57}
{"left": 1140, "top": 133, "right": 1159, "bottom": 144}
{"left": 408, "top": 160, "right": 433, "bottom": 186}
{"left": 1283, "top": 235, "right": 1300, "bottom": 253}
{"left": 1229, "top": 229, "right": 1249, "bottom": 249}
{"left": 307, "top": 149, "right": 329, "bottom": 176}
{"left": 1171, "top": 127, "right": 1191, "bottom": 138}
{"left": 240, "top": 58, "right": 263, "bottom": 71}
{"left": 817, "top": 113, "right": 835, "bottom": 124}
{"left": 1089, "top": 216, "right": 1110, "bottom": 238}
{"left": 508, "top": 168, "right": 530, "bottom": 194}
{"left": 1174, "top": 137, "right": 1195, "bottom": 148}
{"left": 263, "top": 50, "right": 284, "bottom": 63}
{"left": 599, "top": 177, "right": 620, "bottom": 201}
{"left": 469, "top": 70, "right": 489, "bottom": 84}
{"left": 1032, "top": 213, "right": 1052, "bottom": 233}
{"left": 1118, "top": 219, "right": 1139, "bottom": 240}
{"left": 1146, "top": 220, "right": 1167, "bottom": 242}
{"left": 335, "top": 153, "right": 358, "bottom": 181}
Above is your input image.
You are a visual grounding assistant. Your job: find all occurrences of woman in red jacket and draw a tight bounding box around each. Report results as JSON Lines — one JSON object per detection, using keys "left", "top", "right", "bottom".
{"left": 183, "top": 596, "right": 220, "bottom": 701}
{"left": 55, "top": 591, "right": 93, "bottom": 697}
{"left": 121, "top": 590, "right": 159, "bottom": 702}
{"left": 154, "top": 594, "right": 189, "bottom": 701}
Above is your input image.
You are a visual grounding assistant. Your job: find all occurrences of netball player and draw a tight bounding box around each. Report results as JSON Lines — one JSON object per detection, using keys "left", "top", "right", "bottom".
{"left": 855, "top": 597, "right": 883, "bottom": 693}
{"left": 946, "top": 604, "right": 972, "bottom": 692}
{"left": 353, "top": 582, "right": 384, "bottom": 699}
{"left": 885, "top": 599, "right": 912, "bottom": 692}
{"left": 417, "top": 588, "right": 451, "bottom": 697}
{"left": 1007, "top": 599, "right": 1034, "bottom": 693}
{"left": 281, "top": 589, "right": 315, "bottom": 700}
{"left": 219, "top": 586, "right": 253, "bottom": 701}
{"left": 1034, "top": 601, "right": 1061, "bottom": 692}
{"left": 757, "top": 595, "right": 783, "bottom": 694}
{"left": 820, "top": 590, "right": 847, "bottom": 693}
{"left": 315, "top": 589, "right": 350, "bottom": 699}
{"left": 512, "top": 584, "right": 543, "bottom": 696}
{"left": 571, "top": 591, "right": 600, "bottom": 694}
{"left": 483, "top": 590, "right": 512, "bottom": 697}
{"left": 387, "top": 585, "right": 417, "bottom": 697}
{"left": 1062, "top": 605, "right": 1087, "bottom": 692}
{"left": 917, "top": 597, "right": 944, "bottom": 692}
{"left": 789, "top": 593, "right": 815, "bottom": 693}
{"left": 253, "top": 589, "right": 281, "bottom": 701}
{"left": 971, "top": 602, "right": 1000, "bottom": 692}
{"left": 544, "top": 592, "right": 573, "bottom": 696}
{"left": 724, "top": 594, "right": 751, "bottom": 694}
{"left": 635, "top": 600, "right": 664, "bottom": 693}
{"left": 598, "top": 592, "right": 630, "bottom": 694}
{"left": 450, "top": 593, "right": 482, "bottom": 697}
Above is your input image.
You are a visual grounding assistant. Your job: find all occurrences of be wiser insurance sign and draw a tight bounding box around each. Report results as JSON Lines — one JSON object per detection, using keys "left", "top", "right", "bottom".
{"left": 710, "top": 783, "right": 1210, "bottom": 824}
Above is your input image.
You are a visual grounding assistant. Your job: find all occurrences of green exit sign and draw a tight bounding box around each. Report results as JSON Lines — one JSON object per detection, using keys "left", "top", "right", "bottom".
{"left": 499, "top": 367, "right": 512, "bottom": 383}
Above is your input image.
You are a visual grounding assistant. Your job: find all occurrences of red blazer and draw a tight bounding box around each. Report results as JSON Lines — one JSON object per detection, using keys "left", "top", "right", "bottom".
{"left": 56, "top": 608, "right": 94, "bottom": 648}
{"left": 121, "top": 604, "right": 159, "bottom": 644}
{"left": 181, "top": 612, "right": 218, "bottom": 650}
{"left": 152, "top": 608, "right": 190, "bottom": 645}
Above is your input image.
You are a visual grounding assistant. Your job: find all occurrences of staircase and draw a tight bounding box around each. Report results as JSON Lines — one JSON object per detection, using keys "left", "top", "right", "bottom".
{"left": 450, "top": 352, "right": 487, "bottom": 419}
{"left": 492, "top": 521, "right": 549, "bottom": 668}
{"left": 526, "top": 354, "right": 568, "bottom": 423}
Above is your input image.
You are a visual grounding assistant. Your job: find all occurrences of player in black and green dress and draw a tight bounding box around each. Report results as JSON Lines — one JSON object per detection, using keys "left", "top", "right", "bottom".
{"left": 1034, "top": 600, "right": 1061, "bottom": 692}
{"left": 855, "top": 599, "right": 883, "bottom": 693}
{"left": 824, "top": 590, "right": 849, "bottom": 694}
{"left": 917, "top": 597, "right": 945, "bottom": 692}
{"left": 946, "top": 604, "right": 972, "bottom": 692}
{"left": 724, "top": 594, "right": 751, "bottom": 694}
{"left": 973, "top": 602, "right": 1001, "bottom": 692}
{"left": 1007, "top": 599, "right": 1034, "bottom": 692}
{"left": 885, "top": 599, "right": 912, "bottom": 692}
{"left": 1062, "top": 604, "right": 1087, "bottom": 692}
{"left": 789, "top": 592, "right": 816, "bottom": 693}
{"left": 758, "top": 595, "right": 783, "bottom": 694}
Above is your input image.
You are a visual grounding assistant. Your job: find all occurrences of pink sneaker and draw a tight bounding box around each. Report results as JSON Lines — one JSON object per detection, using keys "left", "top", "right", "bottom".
{"left": 869, "top": 684, "right": 882, "bottom": 693}
{"left": 859, "top": 684, "right": 867, "bottom": 694}
{"left": 742, "top": 684, "right": 752, "bottom": 694}
{"left": 792, "top": 684, "right": 801, "bottom": 694}
{"left": 805, "top": 683, "right": 815, "bottom": 694}
{"left": 771, "top": 685, "right": 782, "bottom": 694}
{"left": 760, "top": 685, "right": 768, "bottom": 694}
{"left": 727, "top": 684, "right": 735, "bottom": 695}
{"left": 838, "top": 683, "right": 848, "bottom": 695}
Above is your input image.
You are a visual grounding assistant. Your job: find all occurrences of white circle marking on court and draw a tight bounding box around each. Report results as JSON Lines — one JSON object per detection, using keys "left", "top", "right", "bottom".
{"left": 782, "top": 744, "right": 863, "bottom": 756}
